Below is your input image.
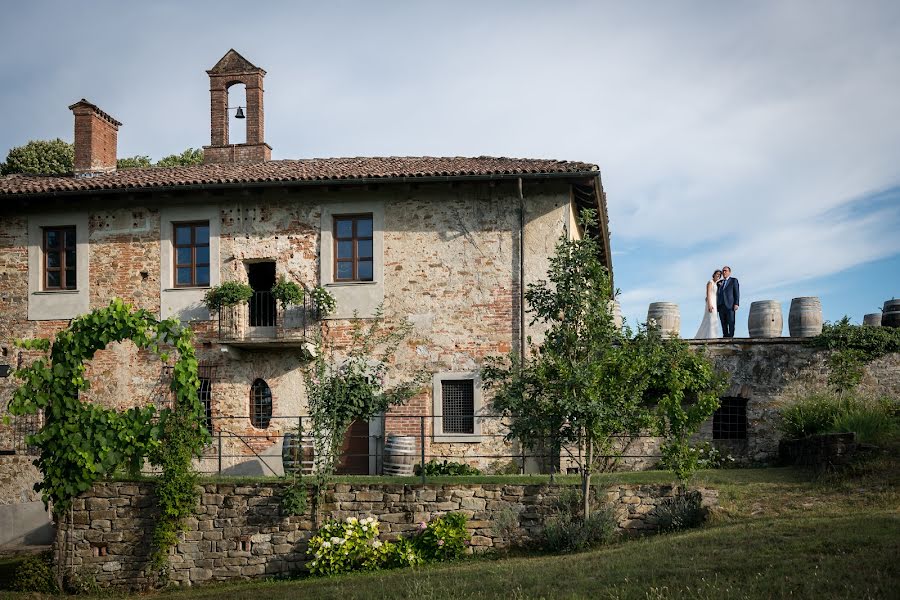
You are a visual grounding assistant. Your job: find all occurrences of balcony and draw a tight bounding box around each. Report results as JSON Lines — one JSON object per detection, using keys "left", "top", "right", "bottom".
{"left": 217, "top": 291, "right": 321, "bottom": 349}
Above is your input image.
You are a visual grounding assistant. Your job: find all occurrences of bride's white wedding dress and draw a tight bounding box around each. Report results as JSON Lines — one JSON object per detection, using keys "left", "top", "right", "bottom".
{"left": 694, "top": 279, "right": 721, "bottom": 339}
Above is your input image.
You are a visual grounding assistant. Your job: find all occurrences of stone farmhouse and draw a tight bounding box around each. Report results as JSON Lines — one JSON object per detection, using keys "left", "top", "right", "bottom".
{"left": 0, "top": 49, "right": 611, "bottom": 497}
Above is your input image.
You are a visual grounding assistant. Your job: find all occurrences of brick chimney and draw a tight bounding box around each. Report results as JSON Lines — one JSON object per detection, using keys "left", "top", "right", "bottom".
{"left": 203, "top": 49, "right": 271, "bottom": 164}
{"left": 68, "top": 99, "right": 121, "bottom": 176}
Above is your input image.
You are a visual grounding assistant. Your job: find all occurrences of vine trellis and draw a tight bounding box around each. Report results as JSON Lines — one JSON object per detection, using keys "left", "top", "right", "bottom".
{"left": 7, "top": 299, "right": 209, "bottom": 576}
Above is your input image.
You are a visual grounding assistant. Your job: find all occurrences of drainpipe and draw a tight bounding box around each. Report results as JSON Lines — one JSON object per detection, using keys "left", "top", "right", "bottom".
{"left": 517, "top": 177, "right": 526, "bottom": 360}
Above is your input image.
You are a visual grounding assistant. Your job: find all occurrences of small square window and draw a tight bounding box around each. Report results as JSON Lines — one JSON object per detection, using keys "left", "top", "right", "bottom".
{"left": 713, "top": 397, "right": 748, "bottom": 440}
{"left": 441, "top": 380, "right": 475, "bottom": 434}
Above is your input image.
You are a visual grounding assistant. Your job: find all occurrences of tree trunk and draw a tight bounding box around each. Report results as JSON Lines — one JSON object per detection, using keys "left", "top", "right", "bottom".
{"left": 582, "top": 435, "right": 593, "bottom": 520}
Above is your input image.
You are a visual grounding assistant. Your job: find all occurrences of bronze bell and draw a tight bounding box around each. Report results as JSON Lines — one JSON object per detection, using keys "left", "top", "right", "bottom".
{"left": 234, "top": 106, "right": 245, "bottom": 119}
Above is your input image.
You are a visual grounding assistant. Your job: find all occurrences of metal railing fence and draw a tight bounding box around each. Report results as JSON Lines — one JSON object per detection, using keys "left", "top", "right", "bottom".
{"left": 192, "top": 413, "right": 666, "bottom": 482}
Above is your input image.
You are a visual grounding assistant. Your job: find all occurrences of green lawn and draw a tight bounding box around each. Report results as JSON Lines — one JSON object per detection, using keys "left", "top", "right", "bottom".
{"left": 2, "top": 462, "right": 897, "bottom": 599}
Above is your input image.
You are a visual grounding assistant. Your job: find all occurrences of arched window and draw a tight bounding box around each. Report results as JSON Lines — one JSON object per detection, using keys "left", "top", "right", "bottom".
{"left": 250, "top": 378, "right": 272, "bottom": 429}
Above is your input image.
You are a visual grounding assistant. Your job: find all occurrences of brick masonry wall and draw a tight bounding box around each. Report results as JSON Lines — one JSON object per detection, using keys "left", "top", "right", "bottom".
{"left": 55, "top": 481, "right": 718, "bottom": 589}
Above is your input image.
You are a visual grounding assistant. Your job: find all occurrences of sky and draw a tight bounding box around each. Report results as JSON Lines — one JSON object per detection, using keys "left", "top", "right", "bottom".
{"left": 1, "top": 0, "right": 898, "bottom": 336}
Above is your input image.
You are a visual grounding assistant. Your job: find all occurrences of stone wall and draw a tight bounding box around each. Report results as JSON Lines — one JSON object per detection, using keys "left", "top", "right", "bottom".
{"left": 692, "top": 340, "right": 900, "bottom": 464}
{"left": 55, "top": 481, "right": 717, "bottom": 589}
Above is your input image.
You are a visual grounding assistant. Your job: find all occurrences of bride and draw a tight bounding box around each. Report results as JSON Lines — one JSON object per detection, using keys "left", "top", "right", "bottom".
{"left": 694, "top": 269, "right": 723, "bottom": 339}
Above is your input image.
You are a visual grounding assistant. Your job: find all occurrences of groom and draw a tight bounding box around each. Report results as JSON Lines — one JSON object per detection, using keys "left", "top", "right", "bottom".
{"left": 717, "top": 265, "right": 740, "bottom": 338}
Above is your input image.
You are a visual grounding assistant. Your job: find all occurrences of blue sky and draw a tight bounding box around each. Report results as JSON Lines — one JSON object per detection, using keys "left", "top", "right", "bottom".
{"left": 1, "top": 0, "right": 898, "bottom": 336}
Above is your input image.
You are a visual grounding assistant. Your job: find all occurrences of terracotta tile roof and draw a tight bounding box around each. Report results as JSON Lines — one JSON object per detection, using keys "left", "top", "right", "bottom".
{"left": 0, "top": 156, "right": 598, "bottom": 197}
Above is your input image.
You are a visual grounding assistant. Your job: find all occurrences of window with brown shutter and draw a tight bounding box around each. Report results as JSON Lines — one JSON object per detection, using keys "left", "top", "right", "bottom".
{"left": 333, "top": 215, "right": 374, "bottom": 282}
{"left": 173, "top": 222, "right": 210, "bottom": 287}
{"left": 43, "top": 226, "right": 77, "bottom": 290}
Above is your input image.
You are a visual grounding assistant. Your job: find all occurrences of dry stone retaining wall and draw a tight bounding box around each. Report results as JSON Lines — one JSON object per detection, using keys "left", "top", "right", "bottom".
{"left": 56, "top": 481, "right": 717, "bottom": 589}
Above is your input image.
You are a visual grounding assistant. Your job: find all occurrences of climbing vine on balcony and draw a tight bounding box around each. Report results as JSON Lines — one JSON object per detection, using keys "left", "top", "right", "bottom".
{"left": 7, "top": 299, "right": 209, "bottom": 575}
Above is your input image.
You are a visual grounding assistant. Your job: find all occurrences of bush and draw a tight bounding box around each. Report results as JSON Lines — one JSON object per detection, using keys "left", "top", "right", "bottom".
{"left": 382, "top": 537, "right": 424, "bottom": 569}
{"left": 309, "top": 286, "right": 337, "bottom": 316}
{"left": 654, "top": 492, "right": 706, "bottom": 532}
{"left": 831, "top": 400, "right": 899, "bottom": 445}
{"left": 203, "top": 281, "right": 254, "bottom": 311}
{"left": 541, "top": 488, "right": 616, "bottom": 553}
{"left": 695, "top": 442, "right": 736, "bottom": 469}
{"left": 271, "top": 277, "right": 305, "bottom": 309}
{"left": 412, "top": 512, "right": 470, "bottom": 561}
{"left": 12, "top": 551, "right": 58, "bottom": 594}
{"left": 414, "top": 459, "right": 481, "bottom": 476}
{"left": 779, "top": 389, "right": 899, "bottom": 445}
{"left": 307, "top": 517, "right": 389, "bottom": 576}
{"left": 779, "top": 392, "right": 846, "bottom": 439}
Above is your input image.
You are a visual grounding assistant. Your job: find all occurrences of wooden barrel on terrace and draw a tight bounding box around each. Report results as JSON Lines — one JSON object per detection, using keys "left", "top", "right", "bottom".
{"left": 882, "top": 300, "right": 900, "bottom": 328}
{"left": 647, "top": 302, "right": 680, "bottom": 338}
{"left": 383, "top": 435, "right": 417, "bottom": 476}
{"left": 281, "top": 432, "right": 314, "bottom": 475}
{"left": 788, "top": 297, "right": 823, "bottom": 337}
{"left": 863, "top": 313, "right": 882, "bottom": 327}
{"left": 748, "top": 300, "right": 783, "bottom": 338}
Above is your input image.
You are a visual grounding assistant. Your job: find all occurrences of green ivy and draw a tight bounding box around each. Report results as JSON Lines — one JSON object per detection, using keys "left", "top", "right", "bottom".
{"left": 280, "top": 476, "right": 308, "bottom": 516}
{"left": 809, "top": 317, "right": 900, "bottom": 392}
{"left": 7, "top": 299, "right": 208, "bottom": 577}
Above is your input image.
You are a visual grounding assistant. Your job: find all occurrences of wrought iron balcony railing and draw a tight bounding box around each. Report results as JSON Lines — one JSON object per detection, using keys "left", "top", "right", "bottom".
{"left": 217, "top": 290, "right": 321, "bottom": 344}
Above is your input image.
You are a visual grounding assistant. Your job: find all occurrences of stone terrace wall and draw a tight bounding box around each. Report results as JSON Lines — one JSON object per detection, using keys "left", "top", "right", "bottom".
{"left": 56, "top": 481, "right": 717, "bottom": 589}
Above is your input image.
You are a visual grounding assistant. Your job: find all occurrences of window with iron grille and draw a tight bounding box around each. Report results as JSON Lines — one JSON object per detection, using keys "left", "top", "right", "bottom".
{"left": 250, "top": 378, "right": 273, "bottom": 429}
{"left": 713, "top": 397, "right": 748, "bottom": 440}
{"left": 43, "top": 226, "right": 77, "bottom": 290}
{"left": 199, "top": 377, "right": 213, "bottom": 433}
{"left": 333, "top": 215, "right": 374, "bottom": 282}
{"left": 441, "top": 379, "right": 475, "bottom": 434}
{"left": 173, "top": 221, "right": 210, "bottom": 287}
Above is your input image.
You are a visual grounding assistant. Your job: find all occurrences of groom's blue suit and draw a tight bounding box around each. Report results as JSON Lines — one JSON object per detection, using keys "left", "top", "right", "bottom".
{"left": 717, "top": 277, "right": 740, "bottom": 338}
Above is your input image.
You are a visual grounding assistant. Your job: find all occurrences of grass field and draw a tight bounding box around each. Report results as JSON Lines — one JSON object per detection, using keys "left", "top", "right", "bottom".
{"left": 2, "top": 459, "right": 898, "bottom": 599}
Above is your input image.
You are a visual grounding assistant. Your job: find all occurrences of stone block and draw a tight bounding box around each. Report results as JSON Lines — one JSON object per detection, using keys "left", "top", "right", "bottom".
{"left": 86, "top": 498, "right": 110, "bottom": 510}
{"left": 190, "top": 567, "right": 213, "bottom": 581}
{"left": 469, "top": 536, "right": 493, "bottom": 546}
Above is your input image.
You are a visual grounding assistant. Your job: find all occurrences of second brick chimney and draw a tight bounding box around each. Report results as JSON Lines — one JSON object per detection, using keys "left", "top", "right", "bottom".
{"left": 68, "top": 99, "right": 121, "bottom": 176}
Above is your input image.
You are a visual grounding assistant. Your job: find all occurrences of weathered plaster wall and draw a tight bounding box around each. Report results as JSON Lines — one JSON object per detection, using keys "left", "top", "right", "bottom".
{"left": 56, "top": 481, "right": 717, "bottom": 589}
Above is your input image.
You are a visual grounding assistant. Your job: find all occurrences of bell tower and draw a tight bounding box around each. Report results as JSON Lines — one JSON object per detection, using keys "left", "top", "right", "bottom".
{"left": 203, "top": 49, "right": 272, "bottom": 164}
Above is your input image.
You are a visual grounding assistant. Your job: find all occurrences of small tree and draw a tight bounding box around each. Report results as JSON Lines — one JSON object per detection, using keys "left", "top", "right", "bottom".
{"left": 1, "top": 139, "right": 74, "bottom": 175}
{"left": 484, "top": 211, "right": 723, "bottom": 517}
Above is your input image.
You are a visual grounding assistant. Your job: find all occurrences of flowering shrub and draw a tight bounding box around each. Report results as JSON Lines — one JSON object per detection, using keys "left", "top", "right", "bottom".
{"left": 307, "top": 513, "right": 470, "bottom": 576}
{"left": 383, "top": 537, "right": 424, "bottom": 569}
{"left": 307, "top": 517, "right": 389, "bottom": 576}
{"left": 413, "top": 512, "right": 470, "bottom": 561}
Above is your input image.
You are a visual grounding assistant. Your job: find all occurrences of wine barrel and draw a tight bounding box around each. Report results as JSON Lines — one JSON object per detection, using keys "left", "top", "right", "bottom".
{"left": 788, "top": 297, "right": 823, "bottom": 337}
{"left": 748, "top": 300, "right": 783, "bottom": 338}
{"left": 282, "top": 432, "right": 314, "bottom": 475}
{"left": 882, "top": 300, "right": 900, "bottom": 328}
{"left": 383, "top": 435, "right": 417, "bottom": 476}
{"left": 863, "top": 313, "right": 882, "bottom": 327}
{"left": 608, "top": 300, "right": 623, "bottom": 330}
{"left": 647, "top": 302, "right": 680, "bottom": 338}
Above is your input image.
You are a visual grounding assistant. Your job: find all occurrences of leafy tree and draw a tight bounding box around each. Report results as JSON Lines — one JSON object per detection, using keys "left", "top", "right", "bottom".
{"left": 1, "top": 139, "right": 74, "bottom": 175}
{"left": 155, "top": 148, "right": 204, "bottom": 167}
{"left": 483, "top": 211, "right": 724, "bottom": 517}
{"left": 117, "top": 155, "right": 152, "bottom": 169}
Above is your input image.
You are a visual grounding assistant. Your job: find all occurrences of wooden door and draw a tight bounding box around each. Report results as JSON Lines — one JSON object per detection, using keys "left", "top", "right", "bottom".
{"left": 335, "top": 419, "right": 369, "bottom": 475}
